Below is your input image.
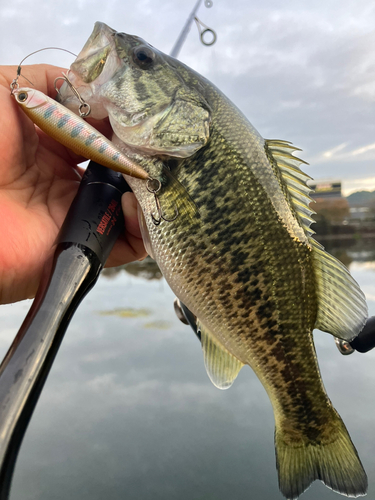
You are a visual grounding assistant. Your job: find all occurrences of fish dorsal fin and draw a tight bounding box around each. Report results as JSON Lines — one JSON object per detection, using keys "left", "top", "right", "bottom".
{"left": 310, "top": 239, "right": 368, "bottom": 341}
{"left": 265, "top": 139, "right": 316, "bottom": 237}
{"left": 266, "top": 140, "right": 368, "bottom": 341}
{"left": 198, "top": 320, "right": 244, "bottom": 390}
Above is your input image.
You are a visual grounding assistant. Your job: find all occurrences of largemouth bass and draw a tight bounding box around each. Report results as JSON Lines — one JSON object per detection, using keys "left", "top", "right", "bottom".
{"left": 58, "top": 22, "right": 368, "bottom": 499}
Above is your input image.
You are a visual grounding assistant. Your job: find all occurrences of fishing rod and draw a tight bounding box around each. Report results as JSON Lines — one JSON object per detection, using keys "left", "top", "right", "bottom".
{"left": 170, "top": 0, "right": 216, "bottom": 58}
{"left": 0, "top": 161, "right": 129, "bottom": 499}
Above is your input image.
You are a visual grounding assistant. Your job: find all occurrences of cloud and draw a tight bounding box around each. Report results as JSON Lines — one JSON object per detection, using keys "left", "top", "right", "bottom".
{"left": 0, "top": 0, "right": 374, "bottom": 189}
{"left": 322, "top": 143, "right": 348, "bottom": 158}
{"left": 0, "top": 8, "right": 17, "bottom": 19}
{"left": 311, "top": 142, "right": 375, "bottom": 167}
{"left": 351, "top": 143, "right": 375, "bottom": 156}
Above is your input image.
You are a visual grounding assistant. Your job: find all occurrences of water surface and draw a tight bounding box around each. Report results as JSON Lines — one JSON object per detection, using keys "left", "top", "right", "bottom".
{"left": 0, "top": 243, "right": 374, "bottom": 500}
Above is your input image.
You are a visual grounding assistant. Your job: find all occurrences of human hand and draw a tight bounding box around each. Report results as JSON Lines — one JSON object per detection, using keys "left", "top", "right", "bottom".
{"left": 0, "top": 64, "right": 146, "bottom": 304}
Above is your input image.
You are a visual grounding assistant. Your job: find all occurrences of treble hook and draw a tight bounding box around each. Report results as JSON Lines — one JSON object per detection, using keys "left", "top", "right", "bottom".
{"left": 54, "top": 73, "right": 91, "bottom": 117}
{"left": 194, "top": 16, "right": 217, "bottom": 46}
{"left": 146, "top": 178, "right": 179, "bottom": 226}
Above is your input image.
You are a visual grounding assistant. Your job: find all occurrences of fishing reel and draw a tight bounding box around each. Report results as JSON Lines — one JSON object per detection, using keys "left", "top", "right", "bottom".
{"left": 335, "top": 316, "right": 375, "bottom": 355}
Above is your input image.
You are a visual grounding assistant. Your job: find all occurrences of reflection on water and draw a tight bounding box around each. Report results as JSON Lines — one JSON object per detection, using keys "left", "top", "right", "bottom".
{"left": 99, "top": 308, "right": 152, "bottom": 318}
{"left": 0, "top": 241, "right": 374, "bottom": 500}
{"left": 143, "top": 320, "right": 172, "bottom": 330}
{"left": 102, "top": 257, "right": 162, "bottom": 281}
{"left": 315, "top": 236, "right": 375, "bottom": 269}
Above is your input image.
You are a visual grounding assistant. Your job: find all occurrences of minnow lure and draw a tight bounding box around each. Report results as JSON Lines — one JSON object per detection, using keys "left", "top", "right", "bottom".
{"left": 12, "top": 87, "right": 150, "bottom": 180}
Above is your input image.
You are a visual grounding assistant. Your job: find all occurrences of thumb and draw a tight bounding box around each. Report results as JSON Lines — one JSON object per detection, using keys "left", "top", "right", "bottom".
{"left": 1, "top": 64, "right": 67, "bottom": 97}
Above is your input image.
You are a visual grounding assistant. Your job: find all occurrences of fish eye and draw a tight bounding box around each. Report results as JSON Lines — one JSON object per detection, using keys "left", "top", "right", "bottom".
{"left": 17, "top": 91, "right": 28, "bottom": 102}
{"left": 133, "top": 46, "right": 155, "bottom": 69}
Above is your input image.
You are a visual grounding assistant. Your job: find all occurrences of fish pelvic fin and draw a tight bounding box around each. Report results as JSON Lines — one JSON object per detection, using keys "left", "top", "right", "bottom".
{"left": 275, "top": 413, "right": 367, "bottom": 499}
{"left": 198, "top": 320, "right": 244, "bottom": 390}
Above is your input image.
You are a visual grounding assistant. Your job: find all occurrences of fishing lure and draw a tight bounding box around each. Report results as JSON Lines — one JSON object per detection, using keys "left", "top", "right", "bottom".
{"left": 11, "top": 87, "right": 150, "bottom": 180}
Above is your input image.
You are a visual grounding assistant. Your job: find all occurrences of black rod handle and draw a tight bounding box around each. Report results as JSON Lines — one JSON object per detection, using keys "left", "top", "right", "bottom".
{"left": 0, "top": 161, "right": 128, "bottom": 499}
{"left": 350, "top": 316, "right": 375, "bottom": 353}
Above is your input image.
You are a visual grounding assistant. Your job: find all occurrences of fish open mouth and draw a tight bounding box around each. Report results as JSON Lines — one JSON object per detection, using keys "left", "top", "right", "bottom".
{"left": 56, "top": 22, "right": 121, "bottom": 121}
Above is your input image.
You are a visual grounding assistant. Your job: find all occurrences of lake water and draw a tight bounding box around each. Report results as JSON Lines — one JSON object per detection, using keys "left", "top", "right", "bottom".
{"left": 0, "top": 239, "right": 375, "bottom": 500}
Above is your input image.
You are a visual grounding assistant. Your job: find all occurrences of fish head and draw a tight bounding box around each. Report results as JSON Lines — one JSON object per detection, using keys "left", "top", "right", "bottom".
{"left": 57, "top": 22, "right": 211, "bottom": 158}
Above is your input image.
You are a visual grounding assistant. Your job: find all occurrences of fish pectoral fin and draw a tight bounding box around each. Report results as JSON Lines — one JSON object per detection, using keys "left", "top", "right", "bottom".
{"left": 151, "top": 92, "right": 211, "bottom": 158}
{"left": 158, "top": 166, "right": 200, "bottom": 222}
{"left": 312, "top": 239, "right": 368, "bottom": 341}
{"left": 198, "top": 320, "right": 244, "bottom": 390}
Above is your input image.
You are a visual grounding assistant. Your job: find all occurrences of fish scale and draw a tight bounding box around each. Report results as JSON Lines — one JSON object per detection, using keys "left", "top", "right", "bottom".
{"left": 57, "top": 22, "right": 368, "bottom": 499}
{"left": 148, "top": 122, "right": 321, "bottom": 419}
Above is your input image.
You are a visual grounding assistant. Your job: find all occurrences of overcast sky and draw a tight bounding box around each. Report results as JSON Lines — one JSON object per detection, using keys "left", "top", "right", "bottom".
{"left": 1, "top": 0, "right": 374, "bottom": 195}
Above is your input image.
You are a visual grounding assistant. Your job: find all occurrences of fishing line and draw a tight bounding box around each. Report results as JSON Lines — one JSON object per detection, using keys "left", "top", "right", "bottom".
{"left": 10, "top": 47, "right": 78, "bottom": 93}
{"left": 9, "top": 46, "right": 90, "bottom": 117}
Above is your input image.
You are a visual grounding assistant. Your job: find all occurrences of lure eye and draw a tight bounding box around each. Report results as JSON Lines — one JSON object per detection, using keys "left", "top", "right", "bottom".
{"left": 133, "top": 46, "right": 155, "bottom": 69}
{"left": 17, "top": 91, "right": 28, "bottom": 102}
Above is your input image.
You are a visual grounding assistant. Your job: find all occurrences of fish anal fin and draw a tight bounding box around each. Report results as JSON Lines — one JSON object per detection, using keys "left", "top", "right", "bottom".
{"left": 198, "top": 320, "right": 244, "bottom": 390}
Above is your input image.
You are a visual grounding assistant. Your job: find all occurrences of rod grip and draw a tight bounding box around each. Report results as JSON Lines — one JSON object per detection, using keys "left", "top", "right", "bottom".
{"left": 58, "top": 161, "right": 129, "bottom": 263}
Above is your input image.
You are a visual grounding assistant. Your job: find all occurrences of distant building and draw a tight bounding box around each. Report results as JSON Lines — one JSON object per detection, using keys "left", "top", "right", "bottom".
{"left": 308, "top": 179, "right": 349, "bottom": 225}
{"left": 308, "top": 180, "right": 342, "bottom": 199}
{"left": 348, "top": 206, "right": 371, "bottom": 223}
{"left": 307, "top": 179, "right": 375, "bottom": 229}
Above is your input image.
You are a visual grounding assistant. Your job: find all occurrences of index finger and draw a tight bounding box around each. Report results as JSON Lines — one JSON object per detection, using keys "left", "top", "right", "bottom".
{"left": 0, "top": 64, "right": 67, "bottom": 97}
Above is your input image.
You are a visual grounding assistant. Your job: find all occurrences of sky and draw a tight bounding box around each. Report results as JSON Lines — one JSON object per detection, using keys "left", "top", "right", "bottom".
{"left": 0, "top": 0, "right": 374, "bottom": 195}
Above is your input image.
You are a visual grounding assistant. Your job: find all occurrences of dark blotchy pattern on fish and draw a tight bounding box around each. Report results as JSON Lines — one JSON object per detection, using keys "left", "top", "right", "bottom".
{"left": 125, "top": 58, "right": 366, "bottom": 496}
{"left": 157, "top": 121, "right": 336, "bottom": 442}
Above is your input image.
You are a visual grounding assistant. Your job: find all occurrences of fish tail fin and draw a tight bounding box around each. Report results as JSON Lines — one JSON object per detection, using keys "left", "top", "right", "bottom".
{"left": 275, "top": 413, "right": 367, "bottom": 499}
